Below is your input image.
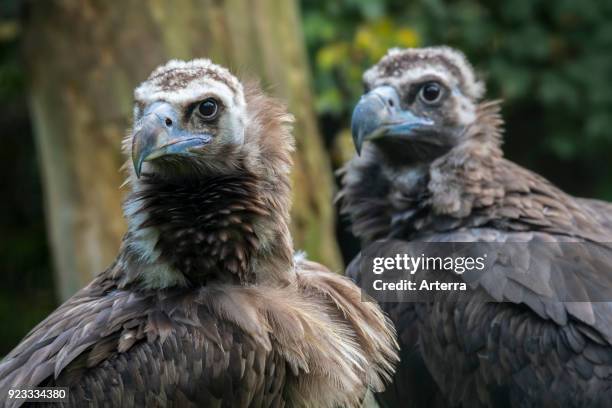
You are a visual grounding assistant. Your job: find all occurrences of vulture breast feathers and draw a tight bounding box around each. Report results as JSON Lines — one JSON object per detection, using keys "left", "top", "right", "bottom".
{"left": 340, "top": 46, "right": 612, "bottom": 407}
{"left": 0, "top": 60, "right": 398, "bottom": 408}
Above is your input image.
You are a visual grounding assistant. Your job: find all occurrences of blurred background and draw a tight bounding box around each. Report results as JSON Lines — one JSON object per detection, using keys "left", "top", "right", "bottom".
{"left": 1, "top": 0, "right": 611, "bottom": 355}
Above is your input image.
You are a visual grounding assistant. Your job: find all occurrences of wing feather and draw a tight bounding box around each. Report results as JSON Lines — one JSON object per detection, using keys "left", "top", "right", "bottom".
{"left": 0, "top": 276, "right": 284, "bottom": 408}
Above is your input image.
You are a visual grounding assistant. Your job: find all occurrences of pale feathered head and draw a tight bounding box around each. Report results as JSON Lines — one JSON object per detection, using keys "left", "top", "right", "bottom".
{"left": 352, "top": 46, "right": 493, "bottom": 162}
{"left": 126, "top": 59, "right": 293, "bottom": 181}
{"left": 119, "top": 59, "right": 295, "bottom": 288}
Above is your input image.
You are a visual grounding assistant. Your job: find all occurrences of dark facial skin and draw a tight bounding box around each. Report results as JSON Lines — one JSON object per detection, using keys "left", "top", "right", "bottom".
{"left": 353, "top": 74, "right": 472, "bottom": 164}
{"left": 131, "top": 92, "right": 246, "bottom": 181}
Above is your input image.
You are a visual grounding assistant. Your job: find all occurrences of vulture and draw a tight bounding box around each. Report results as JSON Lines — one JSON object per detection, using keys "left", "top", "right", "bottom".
{"left": 0, "top": 59, "right": 398, "bottom": 407}
{"left": 339, "top": 46, "right": 612, "bottom": 407}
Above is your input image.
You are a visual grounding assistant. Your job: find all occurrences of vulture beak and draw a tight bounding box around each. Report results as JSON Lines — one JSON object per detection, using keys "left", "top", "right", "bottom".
{"left": 131, "top": 102, "right": 212, "bottom": 178}
{"left": 351, "top": 86, "right": 433, "bottom": 155}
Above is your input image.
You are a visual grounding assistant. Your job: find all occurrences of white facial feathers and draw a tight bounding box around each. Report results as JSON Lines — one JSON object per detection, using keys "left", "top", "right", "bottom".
{"left": 364, "top": 46, "right": 485, "bottom": 101}
{"left": 133, "top": 59, "right": 247, "bottom": 144}
{"left": 134, "top": 59, "right": 245, "bottom": 107}
{"left": 363, "top": 46, "right": 484, "bottom": 126}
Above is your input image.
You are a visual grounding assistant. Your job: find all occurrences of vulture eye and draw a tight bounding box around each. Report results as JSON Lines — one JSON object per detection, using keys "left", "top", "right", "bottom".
{"left": 420, "top": 82, "right": 442, "bottom": 104}
{"left": 198, "top": 98, "right": 218, "bottom": 119}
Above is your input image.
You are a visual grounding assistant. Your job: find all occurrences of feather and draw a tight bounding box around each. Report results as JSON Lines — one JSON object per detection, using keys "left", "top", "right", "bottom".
{"left": 0, "top": 59, "right": 397, "bottom": 408}
{"left": 339, "top": 46, "right": 612, "bottom": 407}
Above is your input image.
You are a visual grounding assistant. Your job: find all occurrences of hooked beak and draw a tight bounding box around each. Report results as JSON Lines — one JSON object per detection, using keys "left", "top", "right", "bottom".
{"left": 131, "top": 102, "right": 212, "bottom": 178}
{"left": 351, "top": 86, "right": 433, "bottom": 155}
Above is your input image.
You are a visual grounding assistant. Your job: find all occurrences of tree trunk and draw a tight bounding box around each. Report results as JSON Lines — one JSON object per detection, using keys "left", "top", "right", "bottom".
{"left": 24, "top": 0, "right": 342, "bottom": 301}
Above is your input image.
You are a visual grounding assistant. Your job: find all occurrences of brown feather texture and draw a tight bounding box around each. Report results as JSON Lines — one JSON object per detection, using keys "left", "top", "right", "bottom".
{"left": 0, "top": 59, "right": 397, "bottom": 407}
{"left": 340, "top": 46, "right": 612, "bottom": 407}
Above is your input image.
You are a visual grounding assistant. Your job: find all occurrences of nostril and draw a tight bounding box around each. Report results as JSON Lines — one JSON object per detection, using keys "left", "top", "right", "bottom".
{"left": 388, "top": 99, "right": 394, "bottom": 107}
{"left": 165, "top": 118, "right": 173, "bottom": 127}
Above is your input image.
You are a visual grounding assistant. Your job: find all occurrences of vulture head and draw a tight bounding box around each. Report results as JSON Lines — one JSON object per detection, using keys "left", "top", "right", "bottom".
{"left": 351, "top": 46, "right": 489, "bottom": 163}
{"left": 120, "top": 59, "right": 295, "bottom": 288}
{"left": 130, "top": 60, "right": 254, "bottom": 179}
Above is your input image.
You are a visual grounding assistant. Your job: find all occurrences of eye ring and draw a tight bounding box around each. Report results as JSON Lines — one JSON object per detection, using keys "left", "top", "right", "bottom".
{"left": 198, "top": 98, "right": 219, "bottom": 119}
{"left": 419, "top": 82, "right": 443, "bottom": 104}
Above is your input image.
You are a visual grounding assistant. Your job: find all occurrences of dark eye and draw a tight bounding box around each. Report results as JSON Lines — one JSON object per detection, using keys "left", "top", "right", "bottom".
{"left": 198, "top": 98, "right": 218, "bottom": 119}
{"left": 420, "top": 82, "right": 442, "bottom": 104}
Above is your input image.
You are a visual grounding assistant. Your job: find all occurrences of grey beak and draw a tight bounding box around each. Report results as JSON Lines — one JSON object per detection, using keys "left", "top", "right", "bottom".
{"left": 131, "top": 102, "right": 212, "bottom": 178}
{"left": 351, "top": 86, "right": 433, "bottom": 155}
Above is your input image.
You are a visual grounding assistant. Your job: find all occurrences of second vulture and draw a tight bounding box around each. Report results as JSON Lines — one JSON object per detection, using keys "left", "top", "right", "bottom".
{"left": 340, "top": 46, "right": 612, "bottom": 407}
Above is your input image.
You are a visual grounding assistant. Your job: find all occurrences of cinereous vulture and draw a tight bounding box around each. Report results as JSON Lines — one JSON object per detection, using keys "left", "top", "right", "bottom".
{"left": 0, "top": 59, "right": 398, "bottom": 407}
{"left": 339, "top": 46, "right": 612, "bottom": 407}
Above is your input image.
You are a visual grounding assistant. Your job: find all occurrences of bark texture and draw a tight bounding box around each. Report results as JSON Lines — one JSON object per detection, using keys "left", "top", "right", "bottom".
{"left": 24, "top": 0, "right": 341, "bottom": 299}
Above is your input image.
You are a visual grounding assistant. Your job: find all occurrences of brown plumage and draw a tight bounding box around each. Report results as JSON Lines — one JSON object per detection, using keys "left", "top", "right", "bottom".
{"left": 0, "top": 59, "right": 397, "bottom": 407}
{"left": 340, "top": 47, "right": 612, "bottom": 407}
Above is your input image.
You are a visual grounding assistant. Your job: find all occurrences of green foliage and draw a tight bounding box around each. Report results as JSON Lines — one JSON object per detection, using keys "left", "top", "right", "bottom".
{"left": 0, "top": 15, "right": 56, "bottom": 355}
{"left": 304, "top": 12, "right": 419, "bottom": 114}
{"left": 302, "top": 0, "right": 612, "bottom": 199}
